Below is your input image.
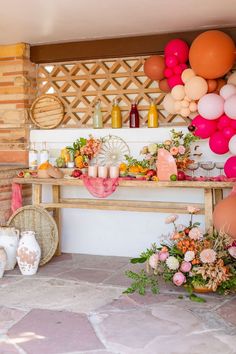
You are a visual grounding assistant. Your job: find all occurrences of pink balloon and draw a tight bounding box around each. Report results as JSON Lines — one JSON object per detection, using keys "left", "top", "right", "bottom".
{"left": 179, "top": 63, "right": 188, "bottom": 71}
{"left": 217, "top": 114, "right": 232, "bottom": 130}
{"left": 198, "top": 93, "right": 224, "bottom": 120}
{"left": 173, "top": 65, "right": 183, "bottom": 75}
{"left": 167, "top": 75, "right": 183, "bottom": 89}
{"left": 224, "top": 156, "right": 236, "bottom": 178}
{"left": 164, "top": 67, "right": 173, "bottom": 78}
{"left": 165, "top": 55, "right": 178, "bottom": 68}
{"left": 224, "top": 94, "right": 236, "bottom": 119}
{"left": 209, "top": 131, "right": 229, "bottom": 154}
{"left": 191, "top": 115, "right": 218, "bottom": 139}
{"left": 222, "top": 126, "right": 235, "bottom": 140}
{"left": 164, "top": 39, "right": 189, "bottom": 63}
{"left": 231, "top": 120, "right": 236, "bottom": 129}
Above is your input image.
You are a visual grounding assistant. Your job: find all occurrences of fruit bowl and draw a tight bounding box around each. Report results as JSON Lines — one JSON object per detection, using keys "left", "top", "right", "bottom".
{"left": 37, "top": 169, "right": 50, "bottom": 178}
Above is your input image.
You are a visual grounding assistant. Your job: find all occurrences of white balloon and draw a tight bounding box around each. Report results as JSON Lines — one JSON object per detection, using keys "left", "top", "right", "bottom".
{"left": 227, "top": 72, "right": 236, "bottom": 86}
{"left": 163, "top": 93, "right": 176, "bottom": 114}
{"left": 224, "top": 94, "right": 236, "bottom": 119}
{"left": 220, "top": 84, "right": 236, "bottom": 100}
{"left": 229, "top": 134, "right": 236, "bottom": 155}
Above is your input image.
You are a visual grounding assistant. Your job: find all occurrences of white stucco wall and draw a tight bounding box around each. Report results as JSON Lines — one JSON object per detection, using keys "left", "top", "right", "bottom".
{"left": 30, "top": 127, "right": 230, "bottom": 257}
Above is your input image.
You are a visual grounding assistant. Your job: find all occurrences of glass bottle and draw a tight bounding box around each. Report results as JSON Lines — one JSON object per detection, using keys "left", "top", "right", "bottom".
{"left": 39, "top": 142, "right": 49, "bottom": 165}
{"left": 93, "top": 101, "right": 103, "bottom": 129}
{"left": 147, "top": 100, "right": 158, "bottom": 128}
{"left": 111, "top": 99, "right": 122, "bottom": 129}
{"left": 28, "top": 143, "right": 38, "bottom": 170}
{"left": 129, "top": 101, "right": 139, "bottom": 128}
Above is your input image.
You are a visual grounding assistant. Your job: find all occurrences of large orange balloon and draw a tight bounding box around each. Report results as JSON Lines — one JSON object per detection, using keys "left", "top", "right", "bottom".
{"left": 213, "top": 195, "right": 236, "bottom": 239}
{"left": 189, "top": 30, "right": 235, "bottom": 79}
{"left": 144, "top": 55, "right": 165, "bottom": 81}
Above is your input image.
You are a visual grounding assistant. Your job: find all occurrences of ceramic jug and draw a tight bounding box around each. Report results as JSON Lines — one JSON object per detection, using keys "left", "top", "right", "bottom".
{"left": 0, "top": 227, "right": 20, "bottom": 270}
{"left": 0, "top": 247, "right": 7, "bottom": 278}
{"left": 17, "top": 231, "right": 41, "bottom": 275}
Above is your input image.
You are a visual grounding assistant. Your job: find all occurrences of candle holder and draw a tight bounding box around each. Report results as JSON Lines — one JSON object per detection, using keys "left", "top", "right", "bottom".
{"left": 98, "top": 166, "right": 108, "bottom": 178}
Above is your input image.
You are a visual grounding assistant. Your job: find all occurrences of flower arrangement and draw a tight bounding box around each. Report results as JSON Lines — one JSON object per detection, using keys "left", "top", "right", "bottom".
{"left": 119, "top": 155, "right": 157, "bottom": 180}
{"left": 125, "top": 207, "right": 236, "bottom": 301}
{"left": 140, "top": 129, "right": 199, "bottom": 170}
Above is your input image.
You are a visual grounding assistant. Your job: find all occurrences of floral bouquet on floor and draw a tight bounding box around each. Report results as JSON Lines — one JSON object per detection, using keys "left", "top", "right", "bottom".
{"left": 140, "top": 129, "right": 199, "bottom": 170}
{"left": 125, "top": 207, "right": 236, "bottom": 301}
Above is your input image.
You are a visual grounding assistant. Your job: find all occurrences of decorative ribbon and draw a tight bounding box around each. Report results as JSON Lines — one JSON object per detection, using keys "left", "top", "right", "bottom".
{"left": 11, "top": 183, "right": 22, "bottom": 213}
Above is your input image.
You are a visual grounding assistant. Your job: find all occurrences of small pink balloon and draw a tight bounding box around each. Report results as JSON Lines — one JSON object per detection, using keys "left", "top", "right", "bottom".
{"left": 222, "top": 126, "right": 235, "bottom": 140}
{"left": 231, "top": 120, "right": 236, "bottom": 129}
{"left": 217, "top": 114, "right": 232, "bottom": 130}
{"left": 179, "top": 63, "right": 188, "bottom": 71}
{"left": 173, "top": 65, "right": 183, "bottom": 75}
{"left": 191, "top": 115, "right": 218, "bottom": 139}
{"left": 220, "top": 84, "right": 236, "bottom": 100}
{"left": 165, "top": 55, "right": 178, "bottom": 68}
{"left": 209, "top": 131, "right": 229, "bottom": 154}
{"left": 224, "top": 156, "right": 236, "bottom": 178}
{"left": 164, "top": 39, "right": 189, "bottom": 63}
{"left": 198, "top": 93, "right": 224, "bottom": 120}
{"left": 224, "top": 94, "right": 236, "bottom": 119}
{"left": 167, "top": 75, "right": 183, "bottom": 89}
{"left": 164, "top": 67, "right": 173, "bottom": 78}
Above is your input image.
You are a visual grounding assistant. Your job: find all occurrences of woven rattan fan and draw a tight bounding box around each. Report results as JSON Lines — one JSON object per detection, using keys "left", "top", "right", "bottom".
{"left": 7, "top": 205, "right": 58, "bottom": 266}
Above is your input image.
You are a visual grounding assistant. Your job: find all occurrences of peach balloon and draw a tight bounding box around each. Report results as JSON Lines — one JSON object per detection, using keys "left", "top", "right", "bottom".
{"left": 185, "top": 76, "right": 208, "bottom": 100}
{"left": 213, "top": 195, "right": 236, "bottom": 239}
{"left": 163, "top": 93, "right": 176, "bottom": 114}
{"left": 181, "top": 99, "right": 190, "bottom": 108}
{"left": 189, "top": 101, "right": 197, "bottom": 112}
{"left": 207, "top": 79, "right": 217, "bottom": 93}
{"left": 174, "top": 100, "right": 182, "bottom": 112}
{"left": 171, "top": 85, "right": 185, "bottom": 100}
{"left": 228, "top": 72, "right": 236, "bottom": 86}
{"left": 180, "top": 107, "right": 190, "bottom": 117}
{"left": 189, "top": 30, "right": 235, "bottom": 79}
{"left": 181, "top": 68, "right": 195, "bottom": 84}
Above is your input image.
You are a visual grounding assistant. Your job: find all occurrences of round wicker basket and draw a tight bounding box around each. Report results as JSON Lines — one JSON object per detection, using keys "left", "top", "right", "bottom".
{"left": 7, "top": 205, "right": 58, "bottom": 266}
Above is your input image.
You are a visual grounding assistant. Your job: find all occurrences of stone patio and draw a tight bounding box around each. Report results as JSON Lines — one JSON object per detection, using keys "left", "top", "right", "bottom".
{"left": 0, "top": 253, "right": 236, "bottom": 354}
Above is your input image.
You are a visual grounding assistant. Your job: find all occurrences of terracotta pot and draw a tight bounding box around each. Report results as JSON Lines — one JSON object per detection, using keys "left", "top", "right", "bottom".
{"left": 193, "top": 285, "right": 214, "bottom": 293}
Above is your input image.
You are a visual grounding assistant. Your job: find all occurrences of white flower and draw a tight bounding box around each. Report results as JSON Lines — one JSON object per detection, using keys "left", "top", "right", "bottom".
{"left": 228, "top": 246, "right": 236, "bottom": 259}
{"left": 148, "top": 143, "right": 158, "bottom": 155}
{"left": 189, "top": 227, "right": 203, "bottom": 240}
{"left": 187, "top": 206, "right": 200, "bottom": 214}
{"left": 200, "top": 249, "right": 217, "bottom": 264}
{"left": 165, "top": 214, "right": 178, "bottom": 224}
{"left": 166, "top": 256, "right": 179, "bottom": 270}
{"left": 184, "top": 250, "right": 195, "bottom": 262}
{"left": 149, "top": 253, "right": 159, "bottom": 269}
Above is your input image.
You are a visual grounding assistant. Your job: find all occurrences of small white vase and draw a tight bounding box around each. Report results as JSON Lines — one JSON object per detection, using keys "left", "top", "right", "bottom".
{"left": 17, "top": 231, "right": 41, "bottom": 275}
{"left": 0, "top": 227, "right": 19, "bottom": 270}
{"left": 0, "top": 247, "right": 7, "bottom": 278}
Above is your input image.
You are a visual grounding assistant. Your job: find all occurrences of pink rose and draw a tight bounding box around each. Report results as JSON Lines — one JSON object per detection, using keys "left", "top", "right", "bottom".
{"left": 228, "top": 246, "right": 236, "bottom": 259}
{"left": 173, "top": 272, "right": 186, "bottom": 287}
{"left": 178, "top": 145, "right": 186, "bottom": 155}
{"left": 180, "top": 261, "right": 192, "bottom": 273}
{"left": 189, "top": 227, "right": 203, "bottom": 240}
{"left": 170, "top": 147, "right": 179, "bottom": 156}
{"left": 159, "top": 251, "right": 169, "bottom": 262}
{"left": 149, "top": 253, "right": 159, "bottom": 269}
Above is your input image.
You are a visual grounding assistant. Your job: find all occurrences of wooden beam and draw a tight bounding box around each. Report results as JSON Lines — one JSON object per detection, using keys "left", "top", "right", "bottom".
{"left": 30, "top": 27, "right": 236, "bottom": 63}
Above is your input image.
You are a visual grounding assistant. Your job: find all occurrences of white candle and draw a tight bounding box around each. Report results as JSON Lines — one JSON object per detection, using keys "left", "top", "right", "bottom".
{"left": 98, "top": 165, "right": 108, "bottom": 178}
{"left": 109, "top": 165, "right": 119, "bottom": 178}
{"left": 88, "top": 165, "right": 98, "bottom": 178}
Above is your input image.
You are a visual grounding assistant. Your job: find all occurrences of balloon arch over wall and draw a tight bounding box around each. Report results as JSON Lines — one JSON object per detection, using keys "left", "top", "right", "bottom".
{"left": 144, "top": 30, "right": 236, "bottom": 178}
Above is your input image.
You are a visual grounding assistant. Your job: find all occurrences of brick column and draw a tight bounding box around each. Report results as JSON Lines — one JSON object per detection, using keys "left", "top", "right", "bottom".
{"left": 0, "top": 43, "right": 36, "bottom": 165}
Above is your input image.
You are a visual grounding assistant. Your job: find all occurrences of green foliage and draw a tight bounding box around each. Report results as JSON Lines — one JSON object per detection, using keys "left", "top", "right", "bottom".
{"left": 217, "top": 276, "right": 236, "bottom": 295}
{"left": 124, "top": 155, "right": 150, "bottom": 169}
{"left": 189, "top": 294, "right": 206, "bottom": 303}
{"left": 130, "top": 244, "right": 157, "bottom": 264}
{"left": 124, "top": 270, "right": 159, "bottom": 296}
{"left": 66, "top": 138, "right": 87, "bottom": 158}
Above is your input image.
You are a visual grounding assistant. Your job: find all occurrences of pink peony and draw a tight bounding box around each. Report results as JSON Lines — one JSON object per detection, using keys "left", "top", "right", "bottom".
{"left": 189, "top": 227, "right": 203, "bottom": 240}
{"left": 165, "top": 214, "right": 178, "bottom": 224}
{"left": 200, "top": 248, "right": 217, "bottom": 264}
{"left": 228, "top": 246, "right": 236, "bottom": 259}
{"left": 170, "top": 146, "right": 179, "bottom": 156}
{"left": 159, "top": 251, "right": 169, "bottom": 262}
{"left": 184, "top": 250, "right": 195, "bottom": 262}
{"left": 173, "top": 272, "right": 186, "bottom": 286}
{"left": 178, "top": 145, "right": 186, "bottom": 155}
{"left": 149, "top": 253, "right": 159, "bottom": 269}
{"left": 180, "top": 261, "right": 192, "bottom": 273}
{"left": 187, "top": 206, "right": 200, "bottom": 214}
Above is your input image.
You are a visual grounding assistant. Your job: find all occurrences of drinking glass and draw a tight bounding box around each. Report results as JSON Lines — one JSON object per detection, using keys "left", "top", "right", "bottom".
{"left": 200, "top": 161, "right": 215, "bottom": 179}
{"left": 215, "top": 162, "right": 225, "bottom": 175}
{"left": 188, "top": 162, "right": 199, "bottom": 179}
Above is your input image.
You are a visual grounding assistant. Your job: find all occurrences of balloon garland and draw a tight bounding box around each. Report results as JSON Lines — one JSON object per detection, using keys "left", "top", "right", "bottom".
{"left": 143, "top": 30, "right": 236, "bottom": 177}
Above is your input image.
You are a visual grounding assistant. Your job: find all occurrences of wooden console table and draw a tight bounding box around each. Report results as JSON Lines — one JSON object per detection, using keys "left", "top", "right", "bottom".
{"left": 13, "top": 177, "right": 234, "bottom": 255}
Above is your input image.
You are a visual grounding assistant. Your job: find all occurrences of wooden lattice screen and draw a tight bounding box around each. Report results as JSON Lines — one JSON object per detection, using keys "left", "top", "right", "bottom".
{"left": 37, "top": 56, "right": 189, "bottom": 128}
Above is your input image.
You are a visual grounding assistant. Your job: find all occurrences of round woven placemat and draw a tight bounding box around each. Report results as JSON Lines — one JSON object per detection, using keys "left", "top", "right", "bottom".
{"left": 30, "top": 94, "right": 64, "bottom": 129}
{"left": 7, "top": 205, "right": 58, "bottom": 266}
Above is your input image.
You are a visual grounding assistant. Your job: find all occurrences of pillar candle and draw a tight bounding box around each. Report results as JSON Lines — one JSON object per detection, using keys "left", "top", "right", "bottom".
{"left": 88, "top": 165, "right": 98, "bottom": 178}
{"left": 98, "top": 166, "right": 108, "bottom": 178}
{"left": 109, "top": 166, "right": 119, "bottom": 178}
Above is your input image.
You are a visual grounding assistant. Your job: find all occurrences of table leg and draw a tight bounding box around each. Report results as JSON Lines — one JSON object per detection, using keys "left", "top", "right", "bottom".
{"left": 204, "top": 188, "right": 214, "bottom": 233}
{"left": 52, "top": 185, "right": 61, "bottom": 256}
{"left": 32, "top": 184, "right": 42, "bottom": 205}
{"left": 214, "top": 188, "right": 223, "bottom": 206}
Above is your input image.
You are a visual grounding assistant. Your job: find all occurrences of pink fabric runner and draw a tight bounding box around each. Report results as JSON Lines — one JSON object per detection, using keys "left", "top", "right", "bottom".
{"left": 81, "top": 175, "right": 119, "bottom": 198}
{"left": 11, "top": 183, "right": 22, "bottom": 213}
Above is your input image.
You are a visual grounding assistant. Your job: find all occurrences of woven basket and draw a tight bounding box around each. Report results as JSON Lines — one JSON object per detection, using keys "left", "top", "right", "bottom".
{"left": 7, "top": 205, "right": 58, "bottom": 266}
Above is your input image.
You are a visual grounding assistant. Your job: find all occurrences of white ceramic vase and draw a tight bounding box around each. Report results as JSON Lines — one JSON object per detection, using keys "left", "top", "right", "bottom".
{"left": 17, "top": 231, "right": 41, "bottom": 275}
{"left": 0, "top": 247, "right": 7, "bottom": 278}
{"left": 0, "top": 227, "right": 20, "bottom": 270}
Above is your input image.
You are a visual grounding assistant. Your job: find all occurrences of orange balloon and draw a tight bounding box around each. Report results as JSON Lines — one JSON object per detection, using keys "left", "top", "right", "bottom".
{"left": 213, "top": 195, "right": 236, "bottom": 239}
{"left": 207, "top": 79, "right": 217, "bottom": 93}
{"left": 144, "top": 55, "right": 165, "bottom": 81}
{"left": 189, "top": 30, "right": 235, "bottom": 79}
{"left": 159, "top": 78, "right": 171, "bottom": 93}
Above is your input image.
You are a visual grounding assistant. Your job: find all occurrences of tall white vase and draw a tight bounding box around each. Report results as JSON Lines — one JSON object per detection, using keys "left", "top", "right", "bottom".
{"left": 0, "top": 247, "right": 7, "bottom": 278}
{"left": 0, "top": 227, "right": 19, "bottom": 270}
{"left": 17, "top": 231, "right": 41, "bottom": 275}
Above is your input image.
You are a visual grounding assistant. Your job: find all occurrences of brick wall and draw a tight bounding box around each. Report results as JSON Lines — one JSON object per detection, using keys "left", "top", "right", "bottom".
{"left": 0, "top": 43, "right": 36, "bottom": 165}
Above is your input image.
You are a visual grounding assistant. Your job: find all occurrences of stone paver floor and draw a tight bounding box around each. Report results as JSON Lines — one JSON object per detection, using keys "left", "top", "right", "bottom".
{"left": 0, "top": 253, "right": 236, "bottom": 354}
